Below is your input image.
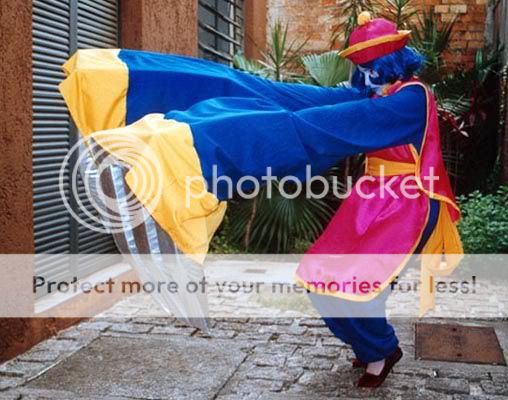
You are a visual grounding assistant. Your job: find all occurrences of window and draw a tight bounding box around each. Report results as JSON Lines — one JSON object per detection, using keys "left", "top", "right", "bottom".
{"left": 198, "top": 0, "right": 244, "bottom": 64}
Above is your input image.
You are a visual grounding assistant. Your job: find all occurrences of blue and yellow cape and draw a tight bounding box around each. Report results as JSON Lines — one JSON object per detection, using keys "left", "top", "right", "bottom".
{"left": 60, "top": 49, "right": 426, "bottom": 261}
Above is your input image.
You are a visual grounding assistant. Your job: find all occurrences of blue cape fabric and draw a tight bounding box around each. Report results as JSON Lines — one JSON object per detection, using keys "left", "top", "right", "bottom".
{"left": 118, "top": 50, "right": 426, "bottom": 200}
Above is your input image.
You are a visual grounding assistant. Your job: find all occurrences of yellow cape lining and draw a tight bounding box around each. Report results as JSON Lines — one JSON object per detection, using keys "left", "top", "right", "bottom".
{"left": 59, "top": 49, "right": 128, "bottom": 137}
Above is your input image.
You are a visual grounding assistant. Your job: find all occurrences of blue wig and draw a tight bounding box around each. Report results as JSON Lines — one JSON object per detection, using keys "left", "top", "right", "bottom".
{"left": 351, "top": 46, "right": 425, "bottom": 93}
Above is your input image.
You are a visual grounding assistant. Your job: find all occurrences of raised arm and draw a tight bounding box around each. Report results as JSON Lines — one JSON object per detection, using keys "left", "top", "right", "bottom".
{"left": 118, "top": 49, "right": 366, "bottom": 121}
{"left": 293, "top": 84, "right": 427, "bottom": 174}
{"left": 60, "top": 49, "right": 366, "bottom": 136}
{"left": 166, "top": 85, "right": 427, "bottom": 199}
{"left": 88, "top": 85, "right": 426, "bottom": 257}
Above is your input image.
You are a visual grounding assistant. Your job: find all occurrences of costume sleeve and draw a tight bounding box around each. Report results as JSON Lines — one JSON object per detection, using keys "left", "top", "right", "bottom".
{"left": 60, "top": 49, "right": 366, "bottom": 136}
{"left": 118, "top": 49, "right": 366, "bottom": 123}
{"left": 87, "top": 85, "right": 426, "bottom": 256}
{"left": 165, "top": 85, "right": 426, "bottom": 199}
{"left": 293, "top": 84, "right": 426, "bottom": 173}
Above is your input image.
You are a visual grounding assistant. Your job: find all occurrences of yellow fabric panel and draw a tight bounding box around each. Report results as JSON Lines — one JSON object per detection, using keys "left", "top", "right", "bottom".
{"left": 418, "top": 202, "right": 464, "bottom": 316}
{"left": 91, "top": 114, "right": 227, "bottom": 263}
{"left": 59, "top": 49, "right": 128, "bottom": 136}
{"left": 365, "top": 157, "right": 416, "bottom": 176}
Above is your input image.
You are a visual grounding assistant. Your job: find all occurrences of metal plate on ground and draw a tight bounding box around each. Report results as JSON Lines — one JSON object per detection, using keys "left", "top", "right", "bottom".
{"left": 415, "top": 323, "right": 506, "bottom": 365}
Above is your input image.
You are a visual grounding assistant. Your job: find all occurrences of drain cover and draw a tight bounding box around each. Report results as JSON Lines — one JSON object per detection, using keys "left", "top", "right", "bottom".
{"left": 244, "top": 268, "right": 267, "bottom": 274}
{"left": 415, "top": 323, "right": 506, "bottom": 365}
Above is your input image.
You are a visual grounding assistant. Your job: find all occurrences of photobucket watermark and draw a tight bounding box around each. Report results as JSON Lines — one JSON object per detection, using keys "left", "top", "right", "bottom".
{"left": 59, "top": 137, "right": 440, "bottom": 234}
{"left": 59, "top": 134, "right": 164, "bottom": 234}
{"left": 186, "top": 164, "right": 439, "bottom": 206}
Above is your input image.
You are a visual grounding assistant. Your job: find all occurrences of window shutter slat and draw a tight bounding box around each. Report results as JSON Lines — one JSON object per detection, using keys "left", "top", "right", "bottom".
{"left": 33, "top": 0, "right": 120, "bottom": 295}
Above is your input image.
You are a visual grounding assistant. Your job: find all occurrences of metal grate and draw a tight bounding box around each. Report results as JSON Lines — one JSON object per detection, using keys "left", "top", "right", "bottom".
{"left": 32, "top": 0, "right": 119, "bottom": 289}
{"left": 415, "top": 323, "right": 507, "bottom": 365}
{"left": 198, "top": 0, "right": 244, "bottom": 65}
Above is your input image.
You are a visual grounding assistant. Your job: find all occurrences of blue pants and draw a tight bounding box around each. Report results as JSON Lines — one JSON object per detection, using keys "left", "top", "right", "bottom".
{"left": 308, "top": 199, "right": 440, "bottom": 363}
{"left": 308, "top": 287, "right": 397, "bottom": 362}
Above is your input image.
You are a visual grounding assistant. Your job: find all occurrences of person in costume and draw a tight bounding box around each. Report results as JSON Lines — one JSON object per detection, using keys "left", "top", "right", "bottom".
{"left": 59, "top": 11, "right": 462, "bottom": 389}
{"left": 295, "top": 11, "right": 463, "bottom": 387}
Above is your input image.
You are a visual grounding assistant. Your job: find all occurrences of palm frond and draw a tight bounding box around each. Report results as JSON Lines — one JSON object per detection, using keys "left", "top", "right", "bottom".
{"left": 410, "top": 8, "right": 457, "bottom": 76}
{"left": 233, "top": 52, "right": 270, "bottom": 77}
{"left": 302, "top": 51, "right": 353, "bottom": 87}
{"left": 331, "top": 0, "right": 378, "bottom": 48}
{"left": 261, "top": 21, "right": 309, "bottom": 82}
{"left": 374, "top": 0, "right": 417, "bottom": 28}
{"left": 226, "top": 168, "right": 345, "bottom": 253}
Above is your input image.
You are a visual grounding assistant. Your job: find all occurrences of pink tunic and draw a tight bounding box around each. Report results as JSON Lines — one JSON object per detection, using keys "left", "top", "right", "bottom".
{"left": 295, "top": 80, "right": 461, "bottom": 302}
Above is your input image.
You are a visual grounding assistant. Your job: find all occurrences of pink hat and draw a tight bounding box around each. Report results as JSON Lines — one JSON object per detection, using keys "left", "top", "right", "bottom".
{"left": 339, "top": 12, "right": 411, "bottom": 65}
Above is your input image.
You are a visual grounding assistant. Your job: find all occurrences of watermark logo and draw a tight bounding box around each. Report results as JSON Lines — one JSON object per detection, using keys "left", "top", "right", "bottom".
{"left": 60, "top": 136, "right": 439, "bottom": 233}
{"left": 185, "top": 164, "right": 439, "bottom": 206}
{"left": 59, "top": 133, "right": 163, "bottom": 234}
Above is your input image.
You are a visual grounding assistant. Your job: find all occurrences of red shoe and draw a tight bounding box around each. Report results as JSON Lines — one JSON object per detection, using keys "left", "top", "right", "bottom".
{"left": 357, "top": 347, "right": 403, "bottom": 388}
{"left": 352, "top": 358, "right": 367, "bottom": 369}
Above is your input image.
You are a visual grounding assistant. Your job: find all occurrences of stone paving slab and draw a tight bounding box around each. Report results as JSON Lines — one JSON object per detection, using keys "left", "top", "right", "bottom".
{"left": 25, "top": 335, "right": 248, "bottom": 400}
{"left": 0, "top": 296, "right": 507, "bottom": 399}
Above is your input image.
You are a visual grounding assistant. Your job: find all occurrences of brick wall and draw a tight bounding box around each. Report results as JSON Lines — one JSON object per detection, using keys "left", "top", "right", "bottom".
{"left": 266, "top": 0, "right": 337, "bottom": 55}
{"left": 266, "top": 0, "right": 486, "bottom": 69}
{"left": 121, "top": 0, "right": 198, "bottom": 56}
{"left": 432, "top": 0, "right": 487, "bottom": 67}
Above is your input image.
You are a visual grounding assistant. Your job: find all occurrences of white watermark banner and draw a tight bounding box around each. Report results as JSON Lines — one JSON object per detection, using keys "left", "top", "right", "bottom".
{"left": 61, "top": 135, "right": 442, "bottom": 234}
{"left": 1, "top": 254, "right": 506, "bottom": 319}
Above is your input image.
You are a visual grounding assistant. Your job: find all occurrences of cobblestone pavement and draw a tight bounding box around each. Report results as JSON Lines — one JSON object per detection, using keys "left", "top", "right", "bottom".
{"left": 1, "top": 292, "right": 507, "bottom": 400}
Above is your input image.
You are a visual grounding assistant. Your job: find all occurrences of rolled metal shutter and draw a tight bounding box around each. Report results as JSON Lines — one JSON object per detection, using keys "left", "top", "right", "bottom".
{"left": 32, "top": 0, "right": 119, "bottom": 286}
{"left": 75, "top": 0, "right": 119, "bottom": 263}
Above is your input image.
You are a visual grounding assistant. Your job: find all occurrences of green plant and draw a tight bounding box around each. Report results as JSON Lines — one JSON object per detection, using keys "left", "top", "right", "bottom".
{"left": 301, "top": 51, "right": 352, "bottom": 86}
{"left": 458, "top": 186, "right": 508, "bottom": 253}
{"left": 209, "top": 232, "right": 242, "bottom": 254}
{"left": 434, "top": 49, "right": 501, "bottom": 109}
{"left": 226, "top": 171, "right": 347, "bottom": 253}
{"left": 209, "top": 215, "right": 242, "bottom": 254}
{"left": 234, "top": 21, "right": 307, "bottom": 82}
{"left": 408, "top": 5, "right": 501, "bottom": 194}
{"left": 410, "top": 8, "right": 457, "bottom": 82}
{"left": 433, "top": 48, "right": 500, "bottom": 138}
{"left": 434, "top": 48, "right": 502, "bottom": 193}
{"left": 331, "top": 0, "right": 377, "bottom": 48}
{"left": 229, "top": 6, "right": 504, "bottom": 253}
{"left": 232, "top": 52, "right": 269, "bottom": 77}
{"left": 230, "top": 23, "right": 357, "bottom": 253}
{"left": 266, "top": 21, "right": 309, "bottom": 81}
{"left": 376, "top": 0, "right": 417, "bottom": 29}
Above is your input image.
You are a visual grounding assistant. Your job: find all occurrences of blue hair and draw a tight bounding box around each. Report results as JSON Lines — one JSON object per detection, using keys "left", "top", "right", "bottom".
{"left": 351, "top": 46, "right": 425, "bottom": 93}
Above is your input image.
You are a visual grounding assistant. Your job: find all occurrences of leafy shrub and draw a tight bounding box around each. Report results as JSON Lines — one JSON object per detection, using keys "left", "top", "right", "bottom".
{"left": 209, "top": 215, "right": 242, "bottom": 254}
{"left": 458, "top": 187, "right": 508, "bottom": 253}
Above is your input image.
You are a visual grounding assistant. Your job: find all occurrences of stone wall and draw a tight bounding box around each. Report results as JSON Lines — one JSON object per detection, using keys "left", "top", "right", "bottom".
{"left": 121, "top": 0, "right": 198, "bottom": 56}
{"left": 266, "top": 0, "right": 487, "bottom": 69}
{"left": 0, "top": 1, "right": 33, "bottom": 254}
{"left": 245, "top": 0, "right": 268, "bottom": 60}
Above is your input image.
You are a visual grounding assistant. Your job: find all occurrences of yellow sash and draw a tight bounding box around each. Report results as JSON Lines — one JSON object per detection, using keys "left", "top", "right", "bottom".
{"left": 365, "top": 156, "right": 416, "bottom": 176}
{"left": 365, "top": 156, "right": 463, "bottom": 316}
